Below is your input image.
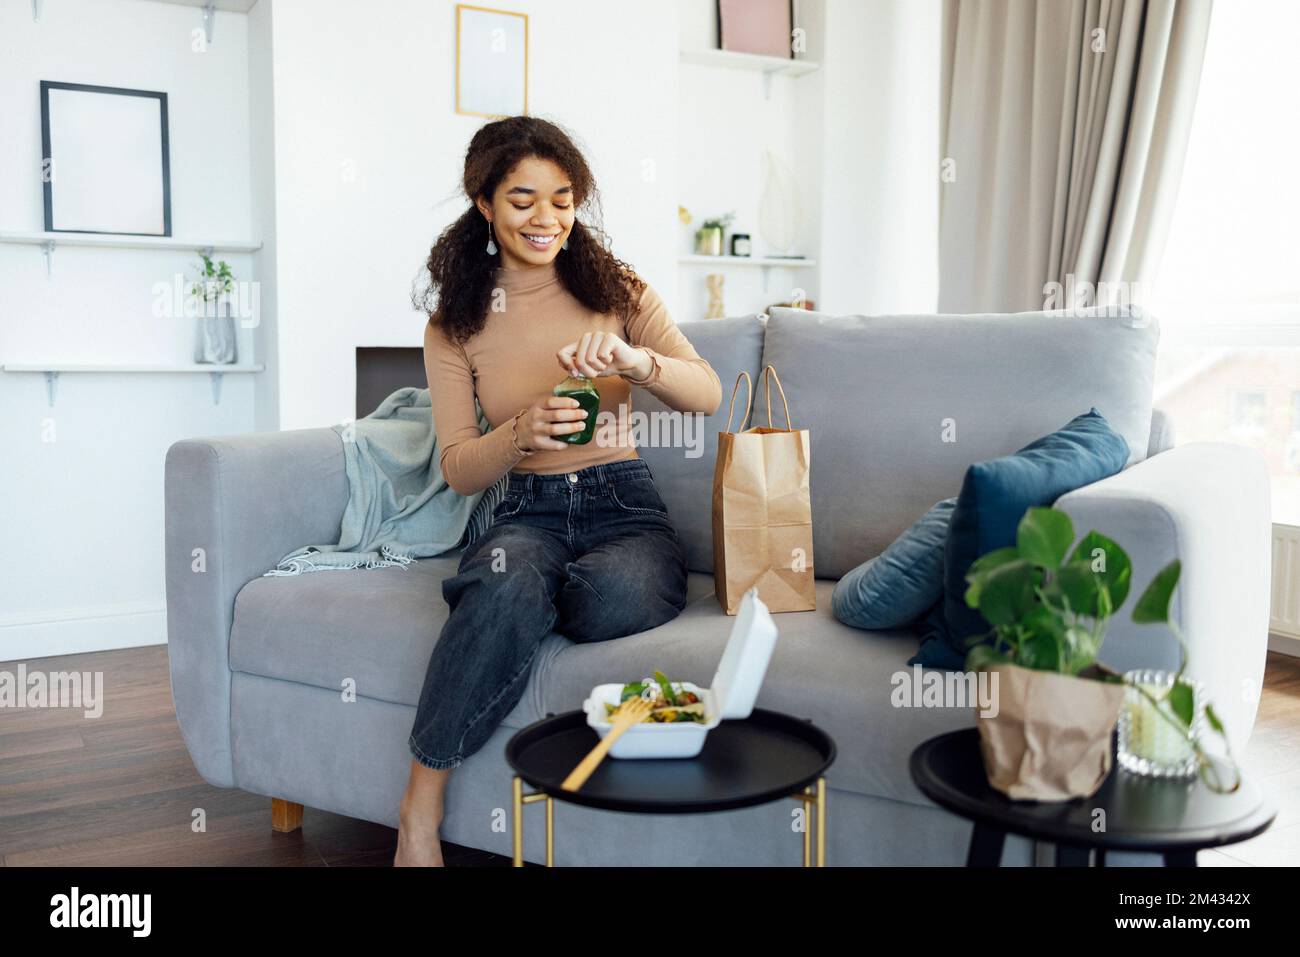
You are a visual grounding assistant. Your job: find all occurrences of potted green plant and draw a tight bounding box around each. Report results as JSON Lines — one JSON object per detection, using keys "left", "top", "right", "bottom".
{"left": 963, "top": 506, "right": 1238, "bottom": 800}
{"left": 190, "top": 252, "right": 238, "bottom": 364}
{"left": 694, "top": 211, "right": 735, "bottom": 256}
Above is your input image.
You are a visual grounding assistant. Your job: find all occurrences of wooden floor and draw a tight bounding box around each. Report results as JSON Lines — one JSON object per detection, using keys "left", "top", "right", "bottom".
{"left": 1, "top": 645, "right": 1296, "bottom": 867}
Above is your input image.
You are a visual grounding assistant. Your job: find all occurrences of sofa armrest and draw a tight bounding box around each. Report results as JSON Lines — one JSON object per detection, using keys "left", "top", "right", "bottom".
{"left": 164, "top": 428, "right": 347, "bottom": 787}
{"left": 1054, "top": 443, "right": 1271, "bottom": 754}
{"left": 1147, "top": 407, "right": 1176, "bottom": 458}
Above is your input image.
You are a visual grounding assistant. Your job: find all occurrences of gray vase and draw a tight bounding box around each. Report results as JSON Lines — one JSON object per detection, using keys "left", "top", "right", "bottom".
{"left": 194, "top": 300, "right": 238, "bottom": 364}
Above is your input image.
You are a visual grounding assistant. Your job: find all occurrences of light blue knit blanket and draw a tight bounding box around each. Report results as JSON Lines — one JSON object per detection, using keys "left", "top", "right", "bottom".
{"left": 263, "top": 387, "right": 505, "bottom": 576}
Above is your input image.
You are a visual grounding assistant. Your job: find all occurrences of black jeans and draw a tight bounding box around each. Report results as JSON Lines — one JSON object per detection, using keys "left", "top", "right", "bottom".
{"left": 408, "top": 458, "right": 689, "bottom": 770}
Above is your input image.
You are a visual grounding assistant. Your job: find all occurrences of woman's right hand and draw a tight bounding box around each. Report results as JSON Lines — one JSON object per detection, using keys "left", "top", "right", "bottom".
{"left": 514, "top": 396, "right": 589, "bottom": 452}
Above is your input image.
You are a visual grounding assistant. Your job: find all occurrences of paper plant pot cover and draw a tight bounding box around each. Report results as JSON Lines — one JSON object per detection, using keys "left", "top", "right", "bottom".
{"left": 977, "top": 663, "right": 1125, "bottom": 801}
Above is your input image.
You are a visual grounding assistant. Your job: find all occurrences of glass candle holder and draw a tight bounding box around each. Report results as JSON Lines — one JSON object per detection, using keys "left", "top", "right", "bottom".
{"left": 1117, "top": 669, "right": 1204, "bottom": 778}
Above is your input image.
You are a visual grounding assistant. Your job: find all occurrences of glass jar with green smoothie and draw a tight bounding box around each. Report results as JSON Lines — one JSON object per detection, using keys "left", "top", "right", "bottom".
{"left": 552, "top": 372, "right": 600, "bottom": 445}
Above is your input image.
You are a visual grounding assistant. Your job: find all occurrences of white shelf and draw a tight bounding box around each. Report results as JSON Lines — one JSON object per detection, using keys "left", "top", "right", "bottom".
{"left": 2, "top": 362, "right": 264, "bottom": 373}
{"left": 2, "top": 362, "right": 264, "bottom": 407}
{"left": 680, "top": 255, "right": 816, "bottom": 268}
{"left": 679, "top": 48, "right": 820, "bottom": 77}
{"left": 0, "top": 230, "right": 262, "bottom": 252}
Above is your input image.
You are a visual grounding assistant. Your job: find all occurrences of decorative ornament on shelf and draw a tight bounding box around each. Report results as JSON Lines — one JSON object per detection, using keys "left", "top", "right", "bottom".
{"left": 705, "top": 274, "right": 725, "bottom": 319}
{"left": 767, "top": 296, "right": 814, "bottom": 312}
{"left": 758, "top": 148, "right": 804, "bottom": 257}
{"left": 190, "top": 251, "right": 237, "bottom": 365}
{"left": 694, "top": 211, "right": 735, "bottom": 256}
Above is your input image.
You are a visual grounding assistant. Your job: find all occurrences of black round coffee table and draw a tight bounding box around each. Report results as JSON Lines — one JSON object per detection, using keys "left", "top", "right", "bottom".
{"left": 910, "top": 729, "right": 1276, "bottom": 866}
{"left": 504, "top": 708, "right": 836, "bottom": 866}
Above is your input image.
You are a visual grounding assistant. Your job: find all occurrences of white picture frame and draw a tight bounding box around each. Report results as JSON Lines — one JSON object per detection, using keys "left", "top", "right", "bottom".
{"left": 455, "top": 4, "right": 528, "bottom": 119}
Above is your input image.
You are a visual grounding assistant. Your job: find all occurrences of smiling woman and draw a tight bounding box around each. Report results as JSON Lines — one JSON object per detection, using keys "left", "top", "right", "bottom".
{"left": 487, "top": 158, "right": 574, "bottom": 261}
{"left": 398, "top": 115, "right": 722, "bottom": 866}
{"left": 414, "top": 116, "right": 645, "bottom": 346}
{"left": 414, "top": 117, "right": 722, "bottom": 497}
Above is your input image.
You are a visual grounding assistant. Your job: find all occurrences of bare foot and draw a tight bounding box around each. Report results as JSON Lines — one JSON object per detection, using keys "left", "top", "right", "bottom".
{"left": 394, "top": 759, "right": 453, "bottom": 866}
{"left": 394, "top": 795, "right": 445, "bottom": 866}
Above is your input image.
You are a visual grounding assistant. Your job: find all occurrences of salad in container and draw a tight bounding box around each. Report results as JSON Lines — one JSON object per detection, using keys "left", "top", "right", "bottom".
{"left": 582, "top": 587, "right": 777, "bottom": 758}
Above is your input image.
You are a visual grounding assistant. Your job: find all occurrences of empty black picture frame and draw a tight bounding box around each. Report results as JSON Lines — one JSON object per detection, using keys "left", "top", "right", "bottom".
{"left": 40, "top": 80, "right": 172, "bottom": 237}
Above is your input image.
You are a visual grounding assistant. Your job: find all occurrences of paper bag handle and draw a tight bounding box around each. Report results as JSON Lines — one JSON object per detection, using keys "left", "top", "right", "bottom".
{"left": 754, "top": 364, "right": 793, "bottom": 431}
{"left": 724, "top": 371, "right": 753, "bottom": 434}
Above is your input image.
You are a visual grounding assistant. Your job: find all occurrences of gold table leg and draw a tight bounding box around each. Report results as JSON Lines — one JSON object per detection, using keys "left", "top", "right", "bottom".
{"left": 801, "top": 788, "right": 812, "bottom": 865}
{"left": 513, "top": 774, "right": 827, "bottom": 867}
{"left": 546, "top": 794, "right": 554, "bottom": 867}
{"left": 816, "top": 776, "right": 826, "bottom": 867}
{"left": 512, "top": 776, "right": 522, "bottom": 867}
{"left": 793, "top": 776, "right": 828, "bottom": 867}
{"left": 512, "top": 775, "right": 555, "bottom": 867}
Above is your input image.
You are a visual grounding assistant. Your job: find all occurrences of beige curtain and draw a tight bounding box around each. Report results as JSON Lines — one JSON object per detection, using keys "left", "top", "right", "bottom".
{"left": 939, "top": 0, "right": 1214, "bottom": 313}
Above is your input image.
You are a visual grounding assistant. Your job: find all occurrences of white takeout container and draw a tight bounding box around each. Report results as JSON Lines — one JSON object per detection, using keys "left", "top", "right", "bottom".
{"left": 581, "top": 587, "right": 778, "bottom": 758}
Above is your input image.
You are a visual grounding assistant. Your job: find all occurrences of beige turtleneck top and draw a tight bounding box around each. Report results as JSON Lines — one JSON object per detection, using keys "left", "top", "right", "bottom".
{"left": 423, "top": 261, "right": 723, "bottom": 495}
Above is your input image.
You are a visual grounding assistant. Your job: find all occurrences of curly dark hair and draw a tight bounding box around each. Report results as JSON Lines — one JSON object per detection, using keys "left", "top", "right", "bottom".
{"left": 413, "top": 116, "right": 645, "bottom": 345}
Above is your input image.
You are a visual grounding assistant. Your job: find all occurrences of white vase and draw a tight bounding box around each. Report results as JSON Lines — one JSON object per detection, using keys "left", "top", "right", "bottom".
{"left": 758, "top": 148, "right": 803, "bottom": 256}
{"left": 194, "top": 298, "right": 238, "bottom": 364}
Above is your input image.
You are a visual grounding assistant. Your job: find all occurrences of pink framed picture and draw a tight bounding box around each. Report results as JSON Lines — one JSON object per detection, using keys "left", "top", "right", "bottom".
{"left": 718, "top": 0, "right": 794, "bottom": 59}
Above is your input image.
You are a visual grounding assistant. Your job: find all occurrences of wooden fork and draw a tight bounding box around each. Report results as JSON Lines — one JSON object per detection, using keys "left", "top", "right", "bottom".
{"left": 562, "top": 697, "right": 653, "bottom": 791}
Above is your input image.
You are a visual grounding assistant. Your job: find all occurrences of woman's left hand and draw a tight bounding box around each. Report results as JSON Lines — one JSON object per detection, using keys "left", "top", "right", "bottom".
{"left": 556, "top": 331, "right": 653, "bottom": 380}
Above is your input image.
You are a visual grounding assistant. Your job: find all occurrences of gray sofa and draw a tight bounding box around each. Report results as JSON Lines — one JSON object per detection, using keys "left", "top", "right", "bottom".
{"left": 163, "top": 307, "right": 1272, "bottom": 865}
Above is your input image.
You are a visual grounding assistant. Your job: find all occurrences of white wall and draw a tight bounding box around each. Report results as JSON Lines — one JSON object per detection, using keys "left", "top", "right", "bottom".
{"left": 0, "top": 0, "right": 943, "bottom": 659}
{"left": 248, "top": 0, "right": 280, "bottom": 432}
{"left": 675, "top": 0, "right": 939, "bottom": 319}
{"left": 261, "top": 0, "right": 938, "bottom": 429}
{"left": 816, "top": 0, "right": 940, "bottom": 315}
{"left": 261, "top": 0, "right": 680, "bottom": 432}
{"left": 0, "top": 0, "right": 256, "bottom": 657}
{"left": 676, "top": 0, "right": 819, "bottom": 318}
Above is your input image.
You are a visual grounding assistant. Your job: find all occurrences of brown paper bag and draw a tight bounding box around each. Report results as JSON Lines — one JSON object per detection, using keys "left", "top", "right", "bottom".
{"left": 712, "top": 365, "right": 816, "bottom": 615}
{"left": 977, "top": 663, "right": 1125, "bottom": 801}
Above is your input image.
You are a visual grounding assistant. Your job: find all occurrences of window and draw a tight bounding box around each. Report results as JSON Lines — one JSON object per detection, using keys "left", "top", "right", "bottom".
{"left": 1150, "top": 0, "right": 1300, "bottom": 526}
{"left": 1230, "top": 391, "right": 1267, "bottom": 438}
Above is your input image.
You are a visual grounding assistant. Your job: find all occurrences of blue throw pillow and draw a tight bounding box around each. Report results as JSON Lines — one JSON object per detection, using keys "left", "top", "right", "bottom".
{"left": 916, "top": 408, "right": 1130, "bottom": 669}
{"left": 910, "top": 602, "right": 966, "bottom": 670}
{"left": 832, "top": 497, "right": 956, "bottom": 631}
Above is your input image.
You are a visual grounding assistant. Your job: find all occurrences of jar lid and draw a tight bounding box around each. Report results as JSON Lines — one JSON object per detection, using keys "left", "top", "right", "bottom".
{"left": 553, "top": 372, "right": 598, "bottom": 394}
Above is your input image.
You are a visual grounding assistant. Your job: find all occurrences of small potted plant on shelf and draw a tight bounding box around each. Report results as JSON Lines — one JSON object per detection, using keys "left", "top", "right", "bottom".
{"left": 190, "top": 251, "right": 238, "bottom": 364}
{"left": 694, "top": 211, "right": 735, "bottom": 256}
{"left": 963, "top": 506, "right": 1239, "bottom": 801}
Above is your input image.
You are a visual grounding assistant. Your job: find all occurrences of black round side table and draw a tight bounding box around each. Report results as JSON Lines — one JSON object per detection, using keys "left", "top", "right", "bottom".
{"left": 909, "top": 729, "right": 1276, "bottom": 866}
{"left": 504, "top": 708, "right": 836, "bottom": 866}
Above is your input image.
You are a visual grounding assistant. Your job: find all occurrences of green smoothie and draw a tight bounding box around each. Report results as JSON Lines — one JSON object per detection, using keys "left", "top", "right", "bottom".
{"left": 552, "top": 373, "right": 600, "bottom": 445}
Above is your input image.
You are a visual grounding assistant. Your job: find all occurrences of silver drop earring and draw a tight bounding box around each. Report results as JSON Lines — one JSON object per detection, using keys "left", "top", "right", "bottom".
{"left": 562, "top": 235, "right": 569, "bottom": 251}
{"left": 485, "top": 221, "right": 498, "bottom": 255}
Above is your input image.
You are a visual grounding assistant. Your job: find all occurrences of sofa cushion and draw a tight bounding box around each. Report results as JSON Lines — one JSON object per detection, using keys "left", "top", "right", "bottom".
{"left": 230, "top": 554, "right": 968, "bottom": 805}
{"left": 531, "top": 578, "right": 975, "bottom": 805}
{"left": 231, "top": 554, "right": 466, "bottom": 707}
{"left": 632, "top": 314, "right": 766, "bottom": 575}
{"left": 760, "top": 307, "right": 1159, "bottom": 578}
{"left": 228, "top": 553, "right": 720, "bottom": 727}
{"left": 831, "top": 497, "right": 955, "bottom": 630}
{"left": 915, "top": 408, "right": 1130, "bottom": 668}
